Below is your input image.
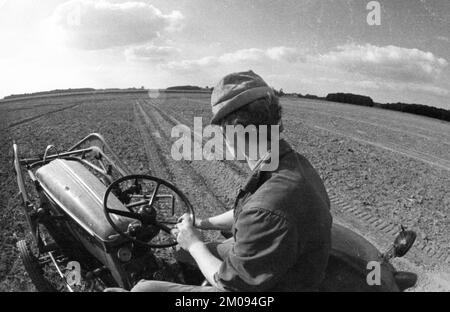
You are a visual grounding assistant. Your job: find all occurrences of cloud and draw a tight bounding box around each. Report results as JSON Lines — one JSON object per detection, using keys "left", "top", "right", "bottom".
{"left": 323, "top": 77, "right": 448, "bottom": 98}
{"left": 316, "top": 44, "right": 448, "bottom": 84}
{"left": 436, "top": 36, "right": 450, "bottom": 43}
{"left": 125, "top": 44, "right": 180, "bottom": 62}
{"left": 163, "top": 46, "right": 304, "bottom": 71}
{"left": 159, "top": 43, "right": 449, "bottom": 101}
{"left": 266, "top": 47, "right": 306, "bottom": 63}
{"left": 49, "top": 0, "right": 184, "bottom": 50}
{"left": 312, "top": 44, "right": 450, "bottom": 99}
{"left": 381, "top": 82, "right": 449, "bottom": 98}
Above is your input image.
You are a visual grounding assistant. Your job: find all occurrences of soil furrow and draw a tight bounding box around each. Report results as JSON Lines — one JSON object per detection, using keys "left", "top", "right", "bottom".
{"left": 283, "top": 99, "right": 450, "bottom": 142}
{"left": 6, "top": 103, "right": 82, "bottom": 129}
{"left": 133, "top": 102, "right": 172, "bottom": 179}
{"left": 5, "top": 103, "right": 69, "bottom": 112}
{"left": 142, "top": 99, "right": 244, "bottom": 208}
{"left": 283, "top": 101, "right": 450, "bottom": 145}
{"left": 291, "top": 104, "right": 450, "bottom": 147}
{"left": 283, "top": 106, "right": 450, "bottom": 165}
{"left": 310, "top": 124, "right": 450, "bottom": 172}
{"left": 135, "top": 101, "right": 230, "bottom": 219}
{"left": 148, "top": 101, "right": 248, "bottom": 178}
{"left": 332, "top": 196, "right": 449, "bottom": 266}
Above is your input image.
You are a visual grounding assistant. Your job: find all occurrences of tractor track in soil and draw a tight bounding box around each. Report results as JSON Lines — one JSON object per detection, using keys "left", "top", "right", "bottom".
{"left": 285, "top": 102, "right": 450, "bottom": 146}
{"left": 5, "top": 103, "right": 83, "bottom": 130}
{"left": 133, "top": 103, "right": 171, "bottom": 179}
{"left": 329, "top": 194, "right": 450, "bottom": 266}
{"left": 281, "top": 103, "right": 450, "bottom": 171}
{"left": 147, "top": 100, "right": 248, "bottom": 177}
{"left": 310, "top": 124, "right": 450, "bottom": 172}
{"left": 133, "top": 101, "right": 229, "bottom": 222}
{"left": 141, "top": 99, "right": 245, "bottom": 208}
{"left": 4, "top": 102, "right": 70, "bottom": 112}
{"left": 283, "top": 99, "right": 450, "bottom": 143}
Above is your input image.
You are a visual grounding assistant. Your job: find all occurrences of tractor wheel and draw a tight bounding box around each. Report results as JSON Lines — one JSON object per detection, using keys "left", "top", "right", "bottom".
{"left": 16, "top": 240, "right": 56, "bottom": 292}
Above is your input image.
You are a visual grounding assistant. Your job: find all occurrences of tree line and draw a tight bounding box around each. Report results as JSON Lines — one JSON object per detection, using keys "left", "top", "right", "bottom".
{"left": 281, "top": 91, "right": 449, "bottom": 123}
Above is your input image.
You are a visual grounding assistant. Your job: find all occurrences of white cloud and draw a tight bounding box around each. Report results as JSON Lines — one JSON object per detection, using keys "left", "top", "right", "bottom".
{"left": 49, "top": 0, "right": 184, "bottom": 50}
{"left": 316, "top": 44, "right": 448, "bottom": 84}
{"left": 266, "top": 47, "right": 306, "bottom": 62}
{"left": 380, "top": 82, "right": 449, "bottom": 98}
{"left": 321, "top": 77, "right": 449, "bottom": 98}
{"left": 159, "top": 44, "right": 449, "bottom": 101}
{"left": 436, "top": 36, "right": 450, "bottom": 43}
{"left": 163, "top": 46, "right": 304, "bottom": 71}
{"left": 125, "top": 44, "right": 180, "bottom": 62}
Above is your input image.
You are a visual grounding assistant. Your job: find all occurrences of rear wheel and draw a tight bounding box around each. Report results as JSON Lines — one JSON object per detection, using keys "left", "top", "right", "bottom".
{"left": 17, "top": 240, "right": 56, "bottom": 292}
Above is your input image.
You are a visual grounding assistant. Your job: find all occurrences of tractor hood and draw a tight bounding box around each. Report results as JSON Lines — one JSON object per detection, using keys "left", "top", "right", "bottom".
{"left": 36, "top": 159, "right": 131, "bottom": 242}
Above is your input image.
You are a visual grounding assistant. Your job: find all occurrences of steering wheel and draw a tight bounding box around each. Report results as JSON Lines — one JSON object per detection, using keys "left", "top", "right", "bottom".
{"left": 103, "top": 174, "right": 195, "bottom": 248}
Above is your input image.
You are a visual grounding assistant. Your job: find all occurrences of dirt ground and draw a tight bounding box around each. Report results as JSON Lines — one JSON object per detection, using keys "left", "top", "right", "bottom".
{"left": 0, "top": 92, "right": 449, "bottom": 291}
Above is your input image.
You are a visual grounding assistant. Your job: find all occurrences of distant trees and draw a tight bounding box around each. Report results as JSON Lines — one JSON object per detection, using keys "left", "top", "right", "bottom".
{"left": 4, "top": 88, "right": 96, "bottom": 99}
{"left": 166, "top": 85, "right": 203, "bottom": 91}
{"left": 326, "top": 93, "right": 374, "bottom": 107}
{"left": 323, "top": 92, "right": 449, "bottom": 122}
{"left": 376, "top": 102, "right": 450, "bottom": 122}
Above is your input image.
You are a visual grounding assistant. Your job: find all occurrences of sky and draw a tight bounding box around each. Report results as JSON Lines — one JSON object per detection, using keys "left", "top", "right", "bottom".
{"left": 0, "top": 0, "right": 449, "bottom": 109}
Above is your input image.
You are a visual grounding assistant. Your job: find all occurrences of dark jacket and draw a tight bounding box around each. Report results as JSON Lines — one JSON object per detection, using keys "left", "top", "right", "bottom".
{"left": 214, "top": 139, "right": 332, "bottom": 291}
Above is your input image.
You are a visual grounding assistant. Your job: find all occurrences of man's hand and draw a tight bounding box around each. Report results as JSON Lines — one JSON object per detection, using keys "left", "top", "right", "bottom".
{"left": 171, "top": 214, "right": 224, "bottom": 288}
{"left": 172, "top": 213, "right": 204, "bottom": 252}
{"left": 193, "top": 217, "right": 205, "bottom": 229}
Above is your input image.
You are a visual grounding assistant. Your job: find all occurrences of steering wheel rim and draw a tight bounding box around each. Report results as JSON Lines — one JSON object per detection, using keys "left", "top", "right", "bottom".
{"left": 103, "top": 174, "right": 195, "bottom": 248}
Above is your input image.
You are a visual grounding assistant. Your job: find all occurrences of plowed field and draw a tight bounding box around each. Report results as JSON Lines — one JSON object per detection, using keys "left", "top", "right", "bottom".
{"left": 1, "top": 92, "right": 449, "bottom": 291}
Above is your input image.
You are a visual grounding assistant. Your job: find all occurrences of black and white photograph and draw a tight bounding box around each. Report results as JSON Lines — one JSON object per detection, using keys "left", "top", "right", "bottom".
{"left": 0, "top": 0, "right": 449, "bottom": 298}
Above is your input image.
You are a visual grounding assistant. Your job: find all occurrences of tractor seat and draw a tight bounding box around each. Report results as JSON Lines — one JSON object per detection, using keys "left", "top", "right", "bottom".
{"left": 36, "top": 159, "right": 132, "bottom": 242}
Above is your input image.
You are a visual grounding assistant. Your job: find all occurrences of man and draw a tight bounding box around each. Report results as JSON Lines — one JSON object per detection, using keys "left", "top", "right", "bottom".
{"left": 107, "top": 70, "right": 332, "bottom": 292}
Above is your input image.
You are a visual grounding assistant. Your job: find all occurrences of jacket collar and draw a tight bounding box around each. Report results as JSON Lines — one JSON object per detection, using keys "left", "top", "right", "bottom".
{"left": 240, "top": 139, "right": 293, "bottom": 194}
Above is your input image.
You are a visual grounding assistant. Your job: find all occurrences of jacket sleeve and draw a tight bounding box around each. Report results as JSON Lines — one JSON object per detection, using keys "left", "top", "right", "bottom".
{"left": 214, "top": 207, "right": 298, "bottom": 291}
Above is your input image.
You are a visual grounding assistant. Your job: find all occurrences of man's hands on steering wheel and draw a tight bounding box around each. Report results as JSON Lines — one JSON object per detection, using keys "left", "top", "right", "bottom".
{"left": 171, "top": 213, "right": 205, "bottom": 252}
{"left": 103, "top": 174, "right": 195, "bottom": 248}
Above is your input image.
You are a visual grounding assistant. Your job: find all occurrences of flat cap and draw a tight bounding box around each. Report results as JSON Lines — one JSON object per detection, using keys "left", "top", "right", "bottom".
{"left": 210, "top": 70, "right": 274, "bottom": 124}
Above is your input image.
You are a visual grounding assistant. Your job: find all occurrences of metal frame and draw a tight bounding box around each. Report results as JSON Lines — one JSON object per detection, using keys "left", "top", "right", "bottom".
{"left": 13, "top": 133, "right": 133, "bottom": 291}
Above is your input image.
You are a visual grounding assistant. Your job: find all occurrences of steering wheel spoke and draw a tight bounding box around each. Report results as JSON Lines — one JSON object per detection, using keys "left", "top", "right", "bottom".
{"left": 152, "top": 220, "right": 174, "bottom": 235}
{"left": 103, "top": 174, "right": 195, "bottom": 248}
{"left": 125, "top": 199, "right": 150, "bottom": 209}
{"left": 156, "top": 220, "right": 178, "bottom": 225}
{"left": 105, "top": 207, "right": 143, "bottom": 222}
{"left": 148, "top": 182, "right": 160, "bottom": 207}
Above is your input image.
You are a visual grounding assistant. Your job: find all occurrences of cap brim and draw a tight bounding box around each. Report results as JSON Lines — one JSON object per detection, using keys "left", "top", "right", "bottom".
{"left": 210, "top": 86, "right": 274, "bottom": 124}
